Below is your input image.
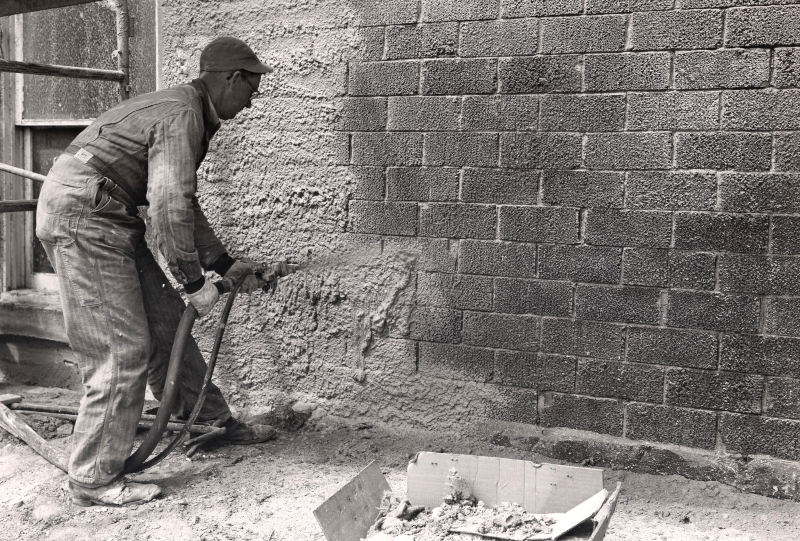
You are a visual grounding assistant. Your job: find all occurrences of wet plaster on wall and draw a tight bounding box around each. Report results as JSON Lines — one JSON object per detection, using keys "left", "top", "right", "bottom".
{"left": 158, "top": 0, "right": 517, "bottom": 430}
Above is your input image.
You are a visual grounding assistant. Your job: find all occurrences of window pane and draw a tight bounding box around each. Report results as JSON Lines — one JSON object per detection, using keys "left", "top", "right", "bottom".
{"left": 31, "top": 127, "right": 84, "bottom": 273}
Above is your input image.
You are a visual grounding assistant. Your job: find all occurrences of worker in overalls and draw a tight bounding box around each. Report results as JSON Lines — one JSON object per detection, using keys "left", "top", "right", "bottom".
{"left": 35, "top": 37, "right": 274, "bottom": 506}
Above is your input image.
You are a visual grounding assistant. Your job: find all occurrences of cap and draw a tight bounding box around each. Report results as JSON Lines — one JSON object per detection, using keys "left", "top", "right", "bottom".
{"left": 199, "top": 37, "right": 273, "bottom": 74}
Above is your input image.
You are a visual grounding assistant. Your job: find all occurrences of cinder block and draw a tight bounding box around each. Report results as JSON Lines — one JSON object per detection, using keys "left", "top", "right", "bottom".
{"left": 461, "top": 19, "right": 539, "bottom": 57}
{"left": 487, "top": 387, "right": 539, "bottom": 424}
{"left": 542, "top": 171, "right": 624, "bottom": 208}
{"left": 357, "top": 27, "right": 385, "bottom": 61}
{"left": 494, "top": 278, "right": 573, "bottom": 316}
{"left": 539, "top": 393, "right": 624, "bottom": 437}
{"left": 721, "top": 413, "right": 800, "bottom": 461}
{"left": 627, "top": 92, "right": 719, "bottom": 131}
{"left": 462, "top": 96, "right": 539, "bottom": 131}
{"left": 623, "top": 248, "right": 716, "bottom": 290}
{"left": 337, "top": 98, "right": 388, "bottom": 131}
{"left": 764, "top": 297, "right": 800, "bottom": 336}
{"left": 719, "top": 174, "right": 800, "bottom": 213}
{"left": 540, "top": 15, "right": 626, "bottom": 54}
{"left": 539, "top": 244, "right": 622, "bottom": 284}
{"left": 773, "top": 216, "right": 800, "bottom": 255}
{"left": 667, "top": 369, "right": 763, "bottom": 414}
{"left": 585, "top": 53, "right": 671, "bottom": 92}
{"left": 726, "top": 6, "right": 800, "bottom": 48}
{"left": 384, "top": 237, "right": 457, "bottom": 273}
{"left": 496, "top": 351, "right": 576, "bottom": 392}
{"left": 541, "top": 318, "right": 625, "bottom": 359}
{"left": 387, "top": 167, "right": 459, "bottom": 201}
{"left": 631, "top": 10, "right": 722, "bottom": 50}
{"left": 774, "top": 48, "right": 800, "bottom": 88}
{"left": 348, "top": 201, "right": 417, "bottom": 235}
{"left": 675, "top": 49, "right": 771, "bottom": 90}
{"left": 418, "top": 342, "right": 494, "bottom": 382}
{"left": 765, "top": 377, "right": 800, "bottom": 420}
{"left": 674, "top": 213, "right": 769, "bottom": 254}
{"left": 349, "top": 167, "right": 385, "bottom": 200}
{"left": 500, "top": 133, "right": 583, "bottom": 169}
{"left": 499, "top": 206, "right": 580, "bottom": 244}
{"left": 627, "top": 172, "right": 716, "bottom": 211}
{"left": 418, "top": 272, "right": 493, "bottom": 311}
{"left": 348, "top": 61, "right": 419, "bottom": 96}
{"left": 352, "top": 133, "right": 423, "bottom": 166}
{"left": 723, "top": 90, "right": 800, "bottom": 130}
{"left": 410, "top": 307, "right": 461, "bottom": 343}
{"left": 626, "top": 404, "right": 717, "bottom": 449}
{"left": 422, "top": 59, "right": 497, "bottom": 95}
{"left": 388, "top": 96, "right": 460, "bottom": 131}
{"left": 462, "top": 168, "right": 539, "bottom": 205}
{"left": 459, "top": 240, "right": 538, "bottom": 278}
{"left": 422, "top": 0, "right": 499, "bottom": 22}
{"left": 721, "top": 334, "right": 800, "bottom": 377}
{"left": 675, "top": 132, "right": 772, "bottom": 172}
{"left": 539, "top": 94, "right": 625, "bottom": 132}
{"left": 719, "top": 254, "right": 800, "bottom": 296}
{"left": 576, "top": 360, "right": 664, "bottom": 403}
{"left": 585, "top": 209, "right": 672, "bottom": 248}
{"left": 628, "top": 327, "right": 718, "bottom": 369}
{"left": 575, "top": 285, "right": 661, "bottom": 325}
{"left": 499, "top": 55, "right": 583, "bottom": 94}
{"left": 331, "top": 132, "right": 351, "bottom": 165}
{"left": 587, "top": 0, "right": 672, "bottom": 14}
{"left": 352, "top": 0, "right": 419, "bottom": 26}
{"left": 419, "top": 203, "right": 496, "bottom": 239}
{"left": 502, "top": 0, "right": 582, "bottom": 17}
{"left": 425, "top": 133, "right": 499, "bottom": 167}
{"left": 775, "top": 134, "right": 800, "bottom": 172}
{"left": 461, "top": 311, "right": 540, "bottom": 350}
{"left": 584, "top": 132, "right": 671, "bottom": 170}
{"left": 667, "top": 290, "right": 760, "bottom": 332}
{"left": 385, "top": 23, "right": 459, "bottom": 60}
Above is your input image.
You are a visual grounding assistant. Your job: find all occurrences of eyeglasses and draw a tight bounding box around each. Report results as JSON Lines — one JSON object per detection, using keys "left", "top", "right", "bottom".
{"left": 227, "top": 72, "right": 261, "bottom": 99}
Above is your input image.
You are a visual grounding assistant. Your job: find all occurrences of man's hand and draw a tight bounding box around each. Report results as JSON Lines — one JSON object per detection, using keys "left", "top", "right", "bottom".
{"left": 186, "top": 279, "right": 220, "bottom": 317}
{"left": 224, "top": 258, "right": 260, "bottom": 294}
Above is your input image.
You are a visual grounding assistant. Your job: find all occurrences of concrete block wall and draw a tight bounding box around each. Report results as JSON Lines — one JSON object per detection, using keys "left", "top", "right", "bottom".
{"left": 338, "top": 0, "right": 800, "bottom": 460}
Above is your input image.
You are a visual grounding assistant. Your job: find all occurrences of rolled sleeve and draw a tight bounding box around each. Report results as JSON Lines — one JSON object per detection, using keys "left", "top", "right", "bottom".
{"left": 147, "top": 109, "right": 205, "bottom": 284}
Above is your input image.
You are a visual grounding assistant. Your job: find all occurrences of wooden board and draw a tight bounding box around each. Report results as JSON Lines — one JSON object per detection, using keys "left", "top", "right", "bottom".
{"left": 588, "top": 483, "right": 622, "bottom": 541}
{"left": 407, "top": 452, "right": 604, "bottom": 514}
{"left": 313, "top": 461, "right": 391, "bottom": 541}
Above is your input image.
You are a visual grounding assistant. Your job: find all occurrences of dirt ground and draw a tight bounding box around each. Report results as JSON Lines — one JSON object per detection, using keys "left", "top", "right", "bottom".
{"left": 2, "top": 384, "right": 800, "bottom": 541}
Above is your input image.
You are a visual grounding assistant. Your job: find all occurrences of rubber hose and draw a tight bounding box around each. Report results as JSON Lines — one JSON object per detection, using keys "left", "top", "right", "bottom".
{"left": 123, "top": 273, "right": 248, "bottom": 474}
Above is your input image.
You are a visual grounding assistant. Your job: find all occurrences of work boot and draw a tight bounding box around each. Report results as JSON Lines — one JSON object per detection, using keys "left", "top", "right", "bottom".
{"left": 69, "top": 478, "right": 162, "bottom": 507}
{"left": 217, "top": 417, "right": 276, "bottom": 445}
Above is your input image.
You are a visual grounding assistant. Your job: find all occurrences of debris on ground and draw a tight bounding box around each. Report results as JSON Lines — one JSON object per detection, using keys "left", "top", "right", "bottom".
{"left": 364, "top": 469, "right": 555, "bottom": 541}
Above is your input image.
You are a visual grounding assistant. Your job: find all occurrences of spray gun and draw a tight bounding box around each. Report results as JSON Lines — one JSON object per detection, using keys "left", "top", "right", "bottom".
{"left": 254, "top": 260, "right": 305, "bottom": 292}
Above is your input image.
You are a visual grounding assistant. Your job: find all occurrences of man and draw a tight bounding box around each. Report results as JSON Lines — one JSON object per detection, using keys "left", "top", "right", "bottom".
{"left": 35, "top": 37, "right": 274, "bottom": 506}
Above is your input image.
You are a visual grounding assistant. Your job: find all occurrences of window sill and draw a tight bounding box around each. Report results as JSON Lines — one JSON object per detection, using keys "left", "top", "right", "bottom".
{"left": 0, "top": 289, "right": 67, "bottom": 343}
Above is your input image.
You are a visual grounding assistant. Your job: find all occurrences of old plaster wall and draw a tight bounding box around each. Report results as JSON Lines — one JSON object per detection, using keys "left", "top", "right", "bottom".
{"left": 161, "top": 0, "right": 800, "bottom": 462}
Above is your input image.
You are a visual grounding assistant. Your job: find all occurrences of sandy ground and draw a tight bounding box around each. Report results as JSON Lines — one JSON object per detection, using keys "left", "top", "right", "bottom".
{"left": 2, "top": 385, "right": 800, "bottom": 541}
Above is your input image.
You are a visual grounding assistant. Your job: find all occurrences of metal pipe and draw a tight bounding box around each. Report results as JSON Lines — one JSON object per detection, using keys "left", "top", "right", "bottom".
{"left": 0, "top": 162, "right": 47, "bottom": 182}
{"left": 0, "top": 59, "right": 125, "bottom": 82}
{"left": 14, "top": 410, "right": 218, "bottom": 434}
{"left": 114, "top": 0, "right": 130, "bottom": 100}
{"left": 0, "top": 200, "right": 37, "bottom": 213}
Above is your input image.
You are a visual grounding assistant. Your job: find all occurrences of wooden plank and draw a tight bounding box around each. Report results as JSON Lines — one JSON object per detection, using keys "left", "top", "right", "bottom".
{"left": 534, "top": 463, "right": 604, "bottom": 514}
{"left": 497, "top": 457, "right": 527, "bottom": 508}
{"left": 0, "top": 289, "right": 68, "bottom": 342}
{"left": 0, "top": 59, "right": 124, "bottom": 82}
{"left": 0, "top": 161, "right": 46, "bottom": 182}
{"left": 0, "top": 199, "right": 37, "bottom": 212}
{"left": 0, "top": 394, "right": 23, "bottom": 405}
{"left": 588, "top": 483, "right": 622, "bottom": 541}
{"left": 0, "top": 402, "right": 67, "bottom": 472}
{"left": 0, "top": 0, "right": 100, "bottom": 17}
{"left": 313, "top": 461, "right": 390, "bottom": 541}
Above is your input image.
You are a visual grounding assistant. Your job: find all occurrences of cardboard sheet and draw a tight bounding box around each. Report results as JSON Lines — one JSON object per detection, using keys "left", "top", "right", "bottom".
{"left": 406, "top": 452, "right": 604, "bottom": 514}
{"left": 313, "top": 461, "right": 391, "bottom": 541}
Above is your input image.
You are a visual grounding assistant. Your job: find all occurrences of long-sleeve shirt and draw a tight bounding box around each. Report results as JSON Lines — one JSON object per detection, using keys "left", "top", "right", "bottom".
{"left": 64, "top": 79, "right": 225, "bottom": 284}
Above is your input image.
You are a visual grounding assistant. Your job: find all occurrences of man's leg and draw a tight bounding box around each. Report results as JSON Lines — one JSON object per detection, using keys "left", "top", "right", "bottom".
{"left": 135, "top": 239, "right": 231, "bottom": 422}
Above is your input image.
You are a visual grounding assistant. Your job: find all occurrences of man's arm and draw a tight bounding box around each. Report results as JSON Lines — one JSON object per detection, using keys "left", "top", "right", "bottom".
{"left": 192, "top": 195, "right": 229, "bottom": 271}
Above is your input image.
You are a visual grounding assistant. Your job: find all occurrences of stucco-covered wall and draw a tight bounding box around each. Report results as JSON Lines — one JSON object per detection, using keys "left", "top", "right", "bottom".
{"left": 161, "top": 0, "right": 800, "bottom": 461}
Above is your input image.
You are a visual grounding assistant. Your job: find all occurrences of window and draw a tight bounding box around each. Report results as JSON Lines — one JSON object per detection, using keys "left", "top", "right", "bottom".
{"left": 1, "top": 0, "right": 156, "bottom": 292}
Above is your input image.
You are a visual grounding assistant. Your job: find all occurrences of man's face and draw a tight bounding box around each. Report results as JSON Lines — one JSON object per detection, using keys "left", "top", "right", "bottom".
{"left": 218, "top": 70, "right": 262, "bottom": 120}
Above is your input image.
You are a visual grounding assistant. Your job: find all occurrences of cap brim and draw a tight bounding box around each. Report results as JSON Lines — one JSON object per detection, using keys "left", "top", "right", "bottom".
{"left": 244, "top": 61, "right": 273, "bottom": 74}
